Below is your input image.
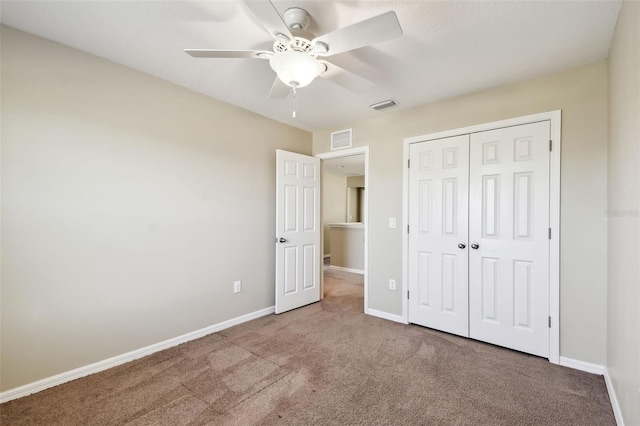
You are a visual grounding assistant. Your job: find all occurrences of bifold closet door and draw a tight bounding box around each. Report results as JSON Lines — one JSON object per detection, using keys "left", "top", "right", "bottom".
{"left": 468, "top": 121, "right": 551, "bottom": 357}
{"left": 408, "top": 135, "right": 470, "bottom": 337}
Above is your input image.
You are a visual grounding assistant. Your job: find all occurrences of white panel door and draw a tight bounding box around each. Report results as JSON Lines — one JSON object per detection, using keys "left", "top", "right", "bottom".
{"left": 468, "top": 122, "right": 551, "bottom": 357}
{"left": 408, "top": 135, "right": 470, "bottom": 337}
{"left": 275, "top": 150, "right": 321, "bottom": 314}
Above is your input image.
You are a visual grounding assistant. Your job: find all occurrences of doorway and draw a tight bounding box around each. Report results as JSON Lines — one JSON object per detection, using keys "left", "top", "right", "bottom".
{"left": 317, "top": 147, "right": 369, "bottom": 313}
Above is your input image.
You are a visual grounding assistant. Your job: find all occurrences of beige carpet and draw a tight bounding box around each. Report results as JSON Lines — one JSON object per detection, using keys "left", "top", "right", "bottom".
{"left": 1, "top": 269, "right": 615, "bottom": 425}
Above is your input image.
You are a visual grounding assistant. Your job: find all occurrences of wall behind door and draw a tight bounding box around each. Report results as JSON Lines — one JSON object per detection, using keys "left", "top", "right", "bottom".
{"left": 321, "top": 172, "right": 347, "bottom": 256}
{"left": 313, "top": 61, "right": 608, "bottom": 365}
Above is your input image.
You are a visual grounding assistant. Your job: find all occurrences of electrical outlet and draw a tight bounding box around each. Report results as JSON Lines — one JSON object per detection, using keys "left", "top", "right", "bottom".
{"left": 233, "top": 280, "right": 242, "bottom": 293}
{"left": 388, "top": 279, "right": 396, "bottom": 291}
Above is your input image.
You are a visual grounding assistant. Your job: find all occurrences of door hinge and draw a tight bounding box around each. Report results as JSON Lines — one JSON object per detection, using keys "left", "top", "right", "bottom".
{"left": 548, "top": 316, "right": 551, "bottom": 328}
{"left": 407, "top": 225, "right": 410, "bottom": 233}
{"left": 407, "top": 290, "right": 410, "bottom": 300}
{"left": 548, "top": 228, "right": 552, "bottom": 239}
{"left": 549, "top": 140, "right": 553, "bottom": 152}
{"left": 408, "top": 159, "right": 411, "bottom": 168}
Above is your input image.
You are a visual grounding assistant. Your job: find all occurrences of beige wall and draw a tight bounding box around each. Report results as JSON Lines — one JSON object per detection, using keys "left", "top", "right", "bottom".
{"left": 347, "top": 175, "right": 365, "bottom": 188}
{"left": 346, "top": 176, "right": 364, "bottom": 223}
{"left": 0, "top": 26, "right": 312, "bottom": 391}
{"left": 314, "top": 61, "right": 609, "bottom": 365}
{"left": 607, "top": 1, "right": 640, "bottom": 424}
{"left": 322, "top": 171, "right": 347, "bottom": 256}
{"left": 329, "top": 226, "right": 365, "bottom": 271}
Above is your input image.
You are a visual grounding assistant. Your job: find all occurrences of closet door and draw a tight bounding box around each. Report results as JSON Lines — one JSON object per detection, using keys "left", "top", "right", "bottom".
{"left": 408, "top": 135, "right": 469, "bottom": 337}
{"left": 468, "top": 122, "right": 551, "bottom": 357}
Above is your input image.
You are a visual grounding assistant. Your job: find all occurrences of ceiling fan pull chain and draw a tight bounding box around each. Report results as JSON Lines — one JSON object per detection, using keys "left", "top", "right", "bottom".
{"left": 292, "top": 86, "right": 298, "bottom": 118}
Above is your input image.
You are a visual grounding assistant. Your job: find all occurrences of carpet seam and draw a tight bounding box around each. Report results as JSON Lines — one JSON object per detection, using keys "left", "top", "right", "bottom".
{"left": 220, "top": 370, "right": 297, "bottom": 414}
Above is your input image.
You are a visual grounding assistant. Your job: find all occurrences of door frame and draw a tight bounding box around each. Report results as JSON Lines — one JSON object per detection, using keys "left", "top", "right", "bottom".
{"left": 316, "top": 146, "right": 370, "bottom": 314}
{"left": 402, "top": 110, "right": 561, "bottom": 364}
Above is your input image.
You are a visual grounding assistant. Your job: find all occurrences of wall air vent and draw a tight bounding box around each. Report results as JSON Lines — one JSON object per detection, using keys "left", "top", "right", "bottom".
{"left": 370, "top": 98, "right": 397, "bottom": 111}
{"left": 331, "top": 128, "right": 352, "bottom": 150}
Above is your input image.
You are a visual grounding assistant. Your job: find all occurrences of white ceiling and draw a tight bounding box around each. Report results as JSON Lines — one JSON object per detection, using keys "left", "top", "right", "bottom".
{"left": 323, "top": 154, "right": 365, "bottom": 177}
{"left": 0, "top": 1, "right": 622, "bottom": 132}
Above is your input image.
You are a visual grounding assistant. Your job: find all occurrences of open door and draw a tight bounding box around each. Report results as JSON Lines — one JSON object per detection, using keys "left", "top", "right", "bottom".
{"left": 275, "top": 150, "right": 321, "bottom": 314}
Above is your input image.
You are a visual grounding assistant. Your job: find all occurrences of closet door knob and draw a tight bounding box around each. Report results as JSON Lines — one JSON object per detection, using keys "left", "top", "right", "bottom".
{"left": 471, "top": 243, "right": 480, "bottom": 250}
{"left": 458, "top": 243, "right": 466, "bottom": 249}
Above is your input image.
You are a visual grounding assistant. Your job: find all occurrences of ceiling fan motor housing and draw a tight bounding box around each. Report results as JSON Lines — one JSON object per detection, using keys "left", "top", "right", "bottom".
{"left": 273, "top": 35, "right": 312, "bottom": 54}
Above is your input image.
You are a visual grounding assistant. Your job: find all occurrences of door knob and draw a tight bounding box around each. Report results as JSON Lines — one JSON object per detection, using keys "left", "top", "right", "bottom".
{"left": 471, "top": 243, "right": 480, "bottom": 250}
{"left": 278, "top": 237, "right": 287, "bottom": 243}
{"left": 458, "top": 243, "right": 466, "bottom": 249}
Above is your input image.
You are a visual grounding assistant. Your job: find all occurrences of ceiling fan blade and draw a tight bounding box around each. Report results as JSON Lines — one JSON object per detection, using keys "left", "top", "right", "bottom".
{"left": 185, "top": 49, "right": 271, "bottom": 59}
{"left": 243, "top": 0, "right": 293, "bottom": 41}
{"left": 268, "top": 77, "right": 290, "bottom": 99}
{"left": 319, "top": 61, "right": 374, "bottom": 93}
{"left": 313, "top": 11, "right": 402, "bottom": 57}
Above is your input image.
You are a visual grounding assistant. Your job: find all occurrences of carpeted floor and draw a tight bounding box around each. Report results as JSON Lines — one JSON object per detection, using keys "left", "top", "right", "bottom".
{"left": 1, "top": 268, "right": 615, "bottom": 425}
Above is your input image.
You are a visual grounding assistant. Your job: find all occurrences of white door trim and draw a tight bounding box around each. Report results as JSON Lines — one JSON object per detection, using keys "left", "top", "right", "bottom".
{"left": 402, "top": 110, "right": 561, "bottom": 364}
{"left": 316, "top": 146, "right": 370, "bottom": 314}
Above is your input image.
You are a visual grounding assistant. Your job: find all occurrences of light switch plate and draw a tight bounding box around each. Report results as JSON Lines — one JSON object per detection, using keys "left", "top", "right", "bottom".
{"left": 389, "top": 217, "right": 397, "bottom": 228}
{"left": 388, "top": 279, "right": 396, "bottom": 290}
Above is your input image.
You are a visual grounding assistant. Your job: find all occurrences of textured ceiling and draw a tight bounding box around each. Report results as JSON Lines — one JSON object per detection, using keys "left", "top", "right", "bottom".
{"left": 0, "top": 1, "right": 622, "bottom": 132}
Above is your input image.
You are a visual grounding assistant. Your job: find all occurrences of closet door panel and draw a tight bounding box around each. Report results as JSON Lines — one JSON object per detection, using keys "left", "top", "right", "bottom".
{"left": 409, "top": 135, "right": 469, "bottom": 337}
{"left": 468, "top": 121, "right": 551, "bottom": 357}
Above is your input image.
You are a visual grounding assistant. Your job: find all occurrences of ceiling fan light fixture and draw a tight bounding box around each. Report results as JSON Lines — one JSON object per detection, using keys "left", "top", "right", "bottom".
{"left": 269, "top": 51, "right": 323, "bottom": 88}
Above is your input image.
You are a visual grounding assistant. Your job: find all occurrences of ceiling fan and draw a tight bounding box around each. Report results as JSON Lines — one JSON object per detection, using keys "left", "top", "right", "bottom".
{"left": 185, "top": 0, "right": 403, "bottom": 99}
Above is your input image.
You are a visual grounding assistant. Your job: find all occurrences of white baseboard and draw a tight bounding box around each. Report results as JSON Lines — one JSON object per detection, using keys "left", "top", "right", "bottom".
{"left": 328, "top": 265, "right": 364, "bottom": 274}
{"left": 559, "top": 356, "right": 605, "bottom": 375}
{"left": 323, "top": 254, "right": 331, "bottom": 259}
{"left": 603, "top": 367, "right": 625, "bottom": 426}
{"left": 0, "top": 306, "right": 275, "bottom": 404}
{"left": 367, "top": 308, "right": 405, "bottom": 324}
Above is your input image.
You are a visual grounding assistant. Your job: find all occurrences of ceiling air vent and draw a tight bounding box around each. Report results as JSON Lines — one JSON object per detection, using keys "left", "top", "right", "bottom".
{"left": 370, "top": 98, "right": 397, "bottom": 111}
{"left": 331, "top": 129, "right": 352, "bottom": 150}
